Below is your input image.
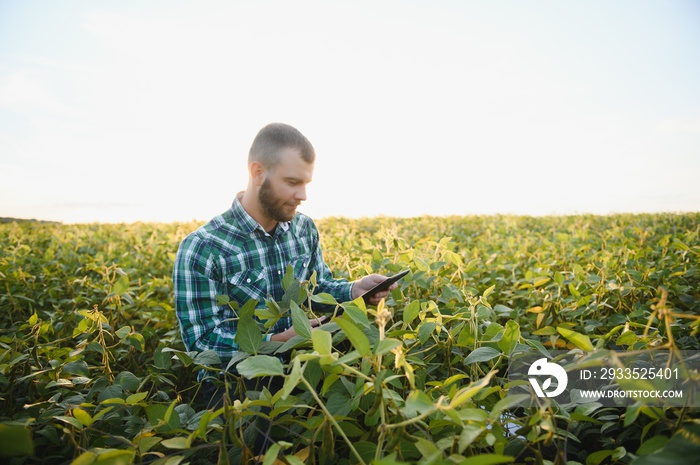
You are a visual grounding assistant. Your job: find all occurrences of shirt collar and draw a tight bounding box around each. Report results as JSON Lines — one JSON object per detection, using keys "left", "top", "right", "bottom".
{"left": 230, "top": 193, "right": 291, "bottom": 236}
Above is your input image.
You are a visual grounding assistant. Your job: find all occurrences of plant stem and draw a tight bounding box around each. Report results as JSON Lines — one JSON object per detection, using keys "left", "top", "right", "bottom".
{"left": 338, "top": 362, "right": 373, "bottom": 382}
{"left": 384, "top": 405, "right": 439, "bottom": 429}
{"left": 301, "top": 376, "right": 367, "bottom": 465}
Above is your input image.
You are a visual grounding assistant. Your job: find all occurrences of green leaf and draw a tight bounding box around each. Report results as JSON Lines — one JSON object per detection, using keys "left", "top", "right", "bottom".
{"left": 414, "top": 437, "right": 439, "bottom": 458}
{"left": 127, "top": 333, "right": 145, "bottom": 351}
{"left": 586, "top": 449, "right": 615, "bottom": 465}
{"left": 375, "top": 338, "right": 401, "bottom": 356}
{"left": 276, "top": 334, "right": 307, "bottom": 354}
{"left": 281, "top": 278, "right": 301, "bottom": 309}
{"left": 146, "top": 404, "right": 180, "bottom": 432}
{"left": 73, "top": 407, "right": 93, "bottom": 427}
{"left": 489, "top": 394, "right": 530, "bottom": 421}
{"left": 112, "top": 274, "right": 129, "bottom": 295}
{"left": 310, "top": 292, "right": 338, "bottom": 306}
{"left": 126, "top": 392, "right": 149, "bottom": 405}
{"left": 616, "top": 330, "right": 638, "bottom": 346}
{"left": 193, "top": 350, "right": 221, "bottom": 367}
{"left": 262, "top": 443, "right": 281, "bottom": 465}
{"left": 312, "top": 329, "right": 332, "bottom": 356}
{"left": 497, "top": 320, "right": 520, "bottom": 356}
{"left": 326, "top": 392, "right": 352, "bottom": 417}
{"left": 99, "top": 398, "right": 126, "bottom": 405}
{"left": 354, "top": 441, "right": 378, "bottom": 464}
{"left": 624, "top": 405, "right": 641, "bottom": 427}
{"left": 172, "top": 350, "right": 193, "bottom": 366}
{"left": 344, "top": 302, "right": 370, "bottom": 328}
{"left": 54, "top": 415, "right": 84, "bottom": 429}
{"left": 46, "top": 379, "right": 74, "bottom": 389}
{"left": 459, "top": 424, "right": 486, "bottom": 453}
{"left": 115, "top": 326, "right": 131, "bottom": 339}
{"left": 636, "top": 435, "right": 670, "bottom": 456}
{"left": 154, "top": 345, "right": 172, "bottom": 370}
{"left": 97, "top": 384, "right": 124, "bottom": 403}
{"left": 64, "top": 360, "right": 90, "bottom": 376}
{"left": 73, "top": 318, "right": 91, "bottom": 337}
{"left": 283, "top": 456, "right": 305, "bottom": 465}
{"left": 458, "top": 454, "right": 514, "bottom": 465}
{"left": 161, "top": 437, "right": 189, "bottom": 449}
{"left": 333, "top": 314, "right": 371, "bottom": 357}
{"left": 116, "top": 371, "right": 142, "bottom": 392}
{"left": 403, "top": 300, "right": 420, "bottom": 324}
{"left": 281, "top": 357, "right": 302, "bottom": 400}
{"left": 418, "top": 321, "right": 437, "bottom": 344}
{"left": 557, "top": 327, "right": 594, "bottom": 351}
{"left": 282, "top": 264, "right": 294, "bottom": 291}
{"left": 236, "top": 312, "right": 262, "bottom": 355}
{"left": 92, "top": 406, "right": 114, "bottom": 423}
{"left": 0, "top": 424, "right": 34, "bottom": 457}
{"left": 137, "top": 436, "right": 163, "bottom": 453}
{"left": 404, "top": 390, "right": 435, "bottom": 417}
{"left": 568, "top": 282, "right": 581, "bottom": 298}
{"left": 448, "top": 371, "right": 496, "bottom": 409}
{"left": 72, "top": 451, "right": 97, "bottom": 465}
{"left": 94, "top": 449, "right": 135, "bottom": 465}
{"left": 236, "top": 355, "right": 284, "bottom": 379}
{"left": 238, "top": 298, "right": 258, "bottom": 319}
{"left": 464, "top": 347, "right": 502, "bottom": 364}
{"left": 631, "top": 426, "right": 700, "bottom": 465}
{"left": 290, "top": 301, "right": 312, "bottom": 340}
{"left": 256, "top": 306, "right": 279, "bottom": 322}
{"left": 554, "top": 271, "right": 564, "bottom": 285}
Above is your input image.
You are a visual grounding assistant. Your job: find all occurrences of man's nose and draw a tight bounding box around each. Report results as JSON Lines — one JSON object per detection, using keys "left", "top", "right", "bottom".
{"left": 295, "top": 185, "right": 307, "bottom": 201}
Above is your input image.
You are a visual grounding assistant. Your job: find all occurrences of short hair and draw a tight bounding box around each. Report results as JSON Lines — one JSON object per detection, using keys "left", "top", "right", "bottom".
{"left": 248, "top": 123, "right": 315, "bottom": 169}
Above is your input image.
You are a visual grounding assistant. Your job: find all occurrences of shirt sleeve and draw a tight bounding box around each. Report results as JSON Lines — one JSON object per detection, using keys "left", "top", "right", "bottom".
{"left": 306, "top": 222, "right": 354, "bottom": 303}
{"left": 173, "top": 233, "right": 240, "bottom": 362}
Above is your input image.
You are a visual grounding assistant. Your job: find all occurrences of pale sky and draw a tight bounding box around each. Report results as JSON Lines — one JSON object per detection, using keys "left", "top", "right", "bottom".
{"left": 1, "top": 0, "right": 699, "bottom": 223}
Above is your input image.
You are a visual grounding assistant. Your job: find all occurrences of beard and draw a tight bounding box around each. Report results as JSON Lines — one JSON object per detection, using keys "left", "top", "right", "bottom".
{"left": 258, "top": 178, "right": 298, "bottom": 223}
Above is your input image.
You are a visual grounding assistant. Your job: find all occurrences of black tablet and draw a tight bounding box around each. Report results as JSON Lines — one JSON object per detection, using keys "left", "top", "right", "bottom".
{"left": 361, "top": 269, "right": 409, "bottom": 302}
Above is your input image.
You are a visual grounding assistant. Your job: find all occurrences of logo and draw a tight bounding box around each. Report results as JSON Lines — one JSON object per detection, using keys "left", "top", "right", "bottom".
{"left": 528, "top": 358, "right": 568, "bottom": 398}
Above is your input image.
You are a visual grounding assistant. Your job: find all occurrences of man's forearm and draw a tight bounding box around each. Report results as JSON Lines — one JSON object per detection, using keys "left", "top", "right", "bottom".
{"left": 316, "top": 278, "right": 354, "bottom": 303}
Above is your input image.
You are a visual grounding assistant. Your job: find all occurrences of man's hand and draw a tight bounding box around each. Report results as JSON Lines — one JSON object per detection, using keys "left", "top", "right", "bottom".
{"left": 351, "top": 274, "right": 399, "bottom": 306}
{"left": 269, "top": 316, "right": 327, "bottom": 343}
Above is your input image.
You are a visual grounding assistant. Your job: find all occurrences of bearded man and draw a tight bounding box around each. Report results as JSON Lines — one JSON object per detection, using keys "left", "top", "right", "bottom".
{"left": 173, "top": 124, "right": 395, "bottom": 443}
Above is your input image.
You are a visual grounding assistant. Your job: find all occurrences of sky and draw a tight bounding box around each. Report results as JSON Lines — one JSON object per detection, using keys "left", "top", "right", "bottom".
{"left": 1, "top": 0, "right": 699, "bottom": 223}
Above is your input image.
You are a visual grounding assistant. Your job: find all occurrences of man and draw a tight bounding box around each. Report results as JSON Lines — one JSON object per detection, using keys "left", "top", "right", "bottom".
{"left": 173, "top": 122, "right": 395, "bottom": 392}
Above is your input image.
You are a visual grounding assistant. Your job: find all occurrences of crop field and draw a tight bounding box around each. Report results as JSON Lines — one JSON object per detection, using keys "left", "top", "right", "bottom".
{"left": 1, "top": 213, "right": 699, "bottom": 464}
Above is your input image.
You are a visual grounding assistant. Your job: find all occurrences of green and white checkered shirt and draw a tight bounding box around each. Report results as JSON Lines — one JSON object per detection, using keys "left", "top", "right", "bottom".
{"left": 173, "top": 196, "right": 353, "bottom": 364}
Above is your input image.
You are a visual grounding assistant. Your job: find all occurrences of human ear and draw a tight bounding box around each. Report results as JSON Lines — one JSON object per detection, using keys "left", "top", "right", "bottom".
{"left": 249, "top": 162, "right": 266, "bottom": 186}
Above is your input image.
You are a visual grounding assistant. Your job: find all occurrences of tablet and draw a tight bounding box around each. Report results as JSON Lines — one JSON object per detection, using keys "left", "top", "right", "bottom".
{"left": 361, "top": 269, "right": 409, "bottom": 302}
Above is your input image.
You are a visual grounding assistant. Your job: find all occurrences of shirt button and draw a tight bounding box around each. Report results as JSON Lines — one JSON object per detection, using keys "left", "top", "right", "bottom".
{"left": 246, "top": 278, "right": 251, "bottom": 283}
{"left": 278, "top": 270, "right": 282, "bottom": 275}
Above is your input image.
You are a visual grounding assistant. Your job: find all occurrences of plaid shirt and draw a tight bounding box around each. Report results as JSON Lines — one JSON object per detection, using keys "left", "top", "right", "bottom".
{"left": 173, "top": 196, "right": 353, "bottom": 364}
